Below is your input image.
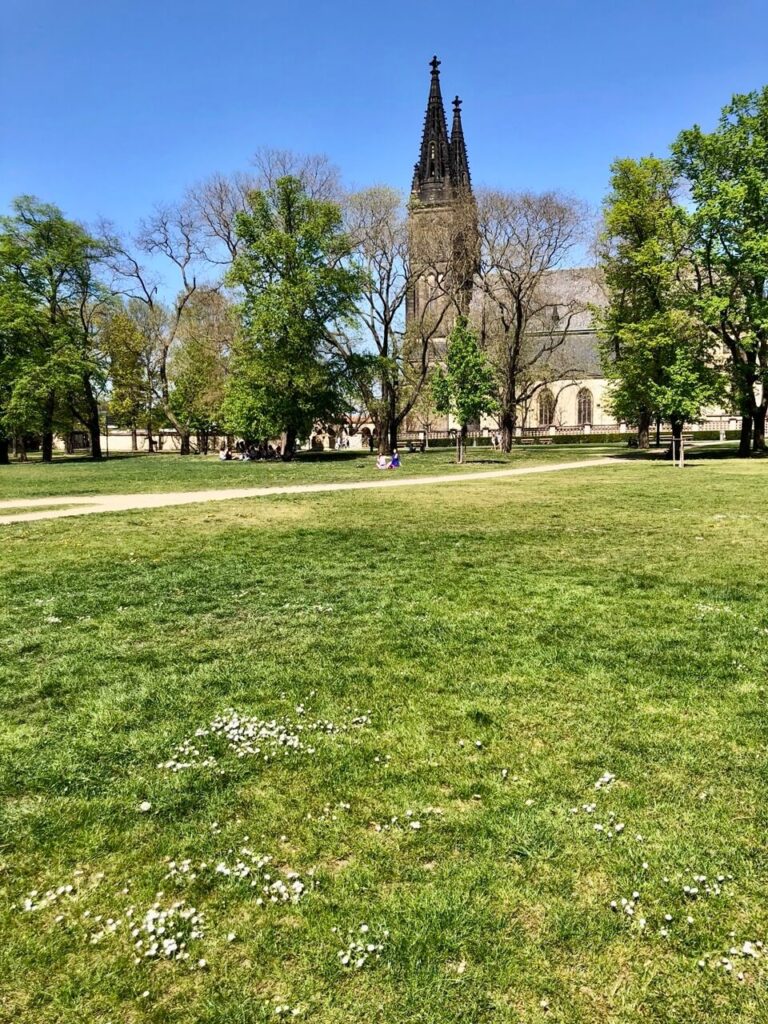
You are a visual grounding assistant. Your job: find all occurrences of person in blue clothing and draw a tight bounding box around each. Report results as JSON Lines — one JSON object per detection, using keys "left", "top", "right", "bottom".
{"left": 389, "top": 449, "right": 401, "bottom": 469}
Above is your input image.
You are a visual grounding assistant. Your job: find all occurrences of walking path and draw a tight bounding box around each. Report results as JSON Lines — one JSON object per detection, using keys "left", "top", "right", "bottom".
{"left": 0, "top": 457, "right": 627, "bottom": 525}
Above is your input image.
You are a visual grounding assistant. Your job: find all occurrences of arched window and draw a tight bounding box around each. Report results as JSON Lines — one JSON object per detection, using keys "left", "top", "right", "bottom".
{"left": 537, "top": 389, "right": 556, "bottom": 427}
{"left": 577, "top": 387, "right": 593, "bottom": 426}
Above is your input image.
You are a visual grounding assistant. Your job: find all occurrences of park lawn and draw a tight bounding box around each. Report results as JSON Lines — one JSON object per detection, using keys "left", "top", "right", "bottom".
{"left": 0, "top": 444, "right": 628, "bottom": 501}
{"left": 1, "top": 455, "right": 767, "bottom": 1023}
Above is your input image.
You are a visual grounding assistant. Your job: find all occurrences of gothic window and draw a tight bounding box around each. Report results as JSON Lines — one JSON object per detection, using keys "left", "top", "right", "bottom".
{"left": 577, "top": 388, "right": 593, "bottom": 425}
{"left": 537, "top": 389, "right": 556, "bottom": 427}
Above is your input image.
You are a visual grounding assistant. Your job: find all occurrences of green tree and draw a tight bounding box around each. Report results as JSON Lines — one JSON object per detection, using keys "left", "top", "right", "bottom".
{"left": 673, "top": 88, "right": 768, "bottom": 455}
{"left": 432, "top": 316, "right": 497, "bottom": 463}
{"left": 594, "top": 157, "right": 720, "bottom": 447}
{"left": 0, "top": 196, "right": 108, "bottom": 461}
{"left": 169, "top": 288, "right": 231, "bottom": 453}
{"left": 224, "top": 177, "right": 362, "bottom": 456}
{"left": 103, "top": 301, "right": 164, "bottom": 451}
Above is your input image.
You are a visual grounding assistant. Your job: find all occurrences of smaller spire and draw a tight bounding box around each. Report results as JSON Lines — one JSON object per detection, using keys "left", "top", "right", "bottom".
{"left": 450, "top": 95, "right": 471, "bottom": 189}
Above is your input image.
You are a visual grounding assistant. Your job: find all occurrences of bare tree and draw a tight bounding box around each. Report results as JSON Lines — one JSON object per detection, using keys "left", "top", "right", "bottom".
{"left": 185, "top": 171, "right": 255, "bottom": 264}
{"left": 251, "top": 147, "right": 342, "bottom": 201}
{"left": 102, "top": 202, "right": 207, "bottom": 453}
{"left": 472, "top": 189, "right": 589, "bottom": 449}
{"left": 329, "top": 186, "right": 454, "bottom": 453}
{"left": 186, "top": 149, "right": 342, "bottom": 267}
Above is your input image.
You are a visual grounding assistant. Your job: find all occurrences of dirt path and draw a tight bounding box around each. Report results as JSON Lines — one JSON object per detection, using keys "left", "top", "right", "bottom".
{"left": 0, "top": 457, "right": 626, "bottom": 525}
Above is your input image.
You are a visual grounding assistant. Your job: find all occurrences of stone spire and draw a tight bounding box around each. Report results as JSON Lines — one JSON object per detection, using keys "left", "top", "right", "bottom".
{"left": 412, "top": 56, "right": 453, "bottom": 204}
{"left": 450, "top": 96, "right": 471, "bottom": 190}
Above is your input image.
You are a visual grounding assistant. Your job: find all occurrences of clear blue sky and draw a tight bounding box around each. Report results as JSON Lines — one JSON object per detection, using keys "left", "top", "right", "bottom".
{"left": 2, "top": 0, "right": 766, "bottom": 236}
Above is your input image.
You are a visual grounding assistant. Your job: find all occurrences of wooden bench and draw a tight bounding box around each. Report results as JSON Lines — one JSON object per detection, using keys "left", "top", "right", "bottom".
{"left": 659, "top": 432, "right": 694, "bottom": 445}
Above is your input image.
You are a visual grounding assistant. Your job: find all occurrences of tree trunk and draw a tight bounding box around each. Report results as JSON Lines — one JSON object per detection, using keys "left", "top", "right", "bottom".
{"left": 0, "top": 436, "right": 8, "bottom": 465}
{"left": 637, "top": 410, "right": 651, "bottom": 449}
{"left": 458, "top": 423, "right": 467, "bottom": 464}
{"left": 753, "top": 405, "right": 766, "bottom": 453}
{"left": 281, "top": 427, "right": 297, "bottom": 461}
{"left": 500, "top": 406, "right": 516, "bottom": 453}
{"left": 83, "top": 378, "right": 103, "bottom": 460}
{"left": 179, "top": 430, "right": 191, "bottom": 456}
{"left": 387, "top": 419, "right": 399, "bottom": 456}
{"left": 131, "top": 426, "right": 138, "bottom": 452}
{"left": 378, "top": 382, "right": 398, "bottom": 455}
{"left": 738, "top": 415, "right": 753, "bottom": 457}
{"left": 670, "top": 417, "right": 684, "bottom": 463}
{"left": 41, "top": 391, "right": 55, "bottom": 463}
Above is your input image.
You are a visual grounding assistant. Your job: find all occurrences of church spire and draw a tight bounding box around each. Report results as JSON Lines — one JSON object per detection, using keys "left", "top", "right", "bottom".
{"left": 412, "top": 55, "right": 453, "bottom": 204}
{"left": 450, "top": 96, "right": 471, "bottom": 190}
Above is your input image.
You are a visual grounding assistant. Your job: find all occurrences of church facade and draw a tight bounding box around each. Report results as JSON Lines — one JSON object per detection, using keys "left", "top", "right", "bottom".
{"left": 403, "top": 57, "right": 735, "bottom": 440}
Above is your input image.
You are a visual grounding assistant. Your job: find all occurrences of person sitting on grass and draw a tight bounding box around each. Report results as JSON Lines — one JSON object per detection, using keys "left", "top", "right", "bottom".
{"left": 219, "top": 446, "right": 232, "bottom": 461}
{"left": 376, "top": 453, "right": 390, "bottom": 470}
{"left": 389, "top": 449, "right": 401, "bottom": 469}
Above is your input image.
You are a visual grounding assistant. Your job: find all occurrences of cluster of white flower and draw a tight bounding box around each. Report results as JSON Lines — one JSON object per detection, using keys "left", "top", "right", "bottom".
{"left": 590, "top": 812, "right": 626, "bottom": 840}
{"left": 594, "top": 771, "right": 616, "bottom": 791}
{"left": 610, "top": 871, "right": 735, "bottom": 942}
{"left": 164, "top": 845, "right": 309, "bottom": 906}
{"left": 158, "top": 706, "right": 372, "bottom": 774}
{"left": 22, "top": 881, "right": 76, "bottom": 912}
{"left": 568, "top": 773, "right": 631, "bottom": 843}
{"left": 333, "top": 923, "right": 388, "bottom": 969}
{"left": 306, "top": 801, "right": 351, "bottom": 823}
{"left": 273, "top": 1004, "right": 302, "bottom": 1016}
{"left": 371, "top": 807, "right": 441, "bottom": 834}
{"left": 684, "top": 873, "right": 731, "bottom": 899}
{"left": 699, "top": 938, "right": 765, "bottom": 982}
{"left": 88, "top": 912, "right": 125, "bottom": 944}
{"left": 131, "top": 898, "right": 205, "bottom": 964}
{"left": 281, "top": 602, "right": 334, "bottom": 614}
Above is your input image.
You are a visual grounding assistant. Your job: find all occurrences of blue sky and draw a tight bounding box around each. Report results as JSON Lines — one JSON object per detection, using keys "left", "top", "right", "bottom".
{"left": 2, "top": 0, "right": 766, "bottom": 238}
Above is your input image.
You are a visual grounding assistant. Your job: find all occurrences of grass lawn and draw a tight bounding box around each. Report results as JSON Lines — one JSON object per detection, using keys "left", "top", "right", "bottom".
{"left": 1, "top": 454, "right": 767, "bottom": 1023}
{"left": 0, "top": 445, "right": 629, "bottom": 501}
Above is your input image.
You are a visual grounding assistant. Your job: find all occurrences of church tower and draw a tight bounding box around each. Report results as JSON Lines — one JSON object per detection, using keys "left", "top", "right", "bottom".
{"left": 406, "top": 56, "right": 475, "bottom": 331}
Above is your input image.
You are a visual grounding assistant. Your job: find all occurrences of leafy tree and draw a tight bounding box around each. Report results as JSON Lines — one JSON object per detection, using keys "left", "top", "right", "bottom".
{"left": 103, "top": 301, "right": 164, "bottom": 450}
{"left": 223, "top": 177, "right": 362, "bottom": 456}
{"left": 0, "top": 196, "right": 108, "bottom": 461}
{"left": 169, "top": 288, "right": 232, "bottom": 452}
{"left": 432, "top": 317, "right": 497, "bottom": 462}
{"left": 673, "top": 88, "right": 768, "bottom": 455}
{"left": 594, "top": 157, "right": 721, "bottom": 447}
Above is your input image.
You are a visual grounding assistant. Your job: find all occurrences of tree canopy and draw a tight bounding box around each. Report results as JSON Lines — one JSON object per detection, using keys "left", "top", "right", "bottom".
{"left": 223, "top": 176, "right": 363, "bottom": 455}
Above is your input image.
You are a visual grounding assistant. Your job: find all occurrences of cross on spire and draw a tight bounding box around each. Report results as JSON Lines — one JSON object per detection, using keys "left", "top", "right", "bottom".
{"left": 412, "top": 57, "right": 472, "bottom": 202}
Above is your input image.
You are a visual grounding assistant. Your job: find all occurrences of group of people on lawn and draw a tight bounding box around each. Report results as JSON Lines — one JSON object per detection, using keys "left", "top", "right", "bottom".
{"left": 376, "top": 449, "right": 401, "bottom": 470}
{"left": 219, "top": 441, "right": 282, "bottom": 461}
{"left": 219, "top": 440, "right": 403, "bottom": 469}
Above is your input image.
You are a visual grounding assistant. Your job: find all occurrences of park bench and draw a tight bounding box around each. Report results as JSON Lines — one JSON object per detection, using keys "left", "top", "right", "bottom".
{"left": 518, "top": 436, "right": 553, "bottom": 445}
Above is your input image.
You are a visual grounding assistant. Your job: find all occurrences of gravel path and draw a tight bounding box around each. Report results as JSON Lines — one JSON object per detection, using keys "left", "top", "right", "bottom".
{"left": 0, "top": 457, "right": 625, "bottom": 525}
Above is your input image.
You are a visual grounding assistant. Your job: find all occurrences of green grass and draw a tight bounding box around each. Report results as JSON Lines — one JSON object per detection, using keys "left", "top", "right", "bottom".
{"left": 0, "top": 445, "right": 627, "bottom": 500}
{"left": 1, "top": 454, "right": 767, "bottom": 1022}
